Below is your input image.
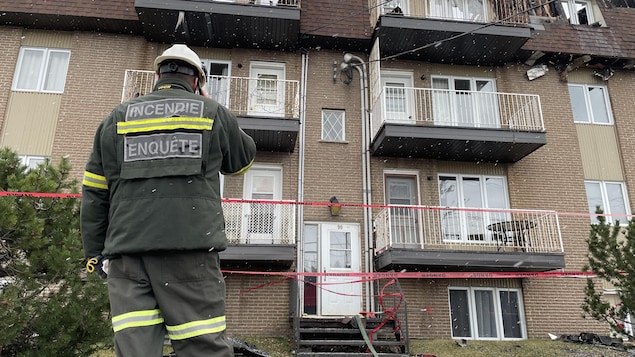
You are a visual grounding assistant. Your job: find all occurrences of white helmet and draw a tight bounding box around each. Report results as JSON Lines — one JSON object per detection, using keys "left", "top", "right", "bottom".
{"left": 154, "top": 44, "right": 206, "bottom": 85}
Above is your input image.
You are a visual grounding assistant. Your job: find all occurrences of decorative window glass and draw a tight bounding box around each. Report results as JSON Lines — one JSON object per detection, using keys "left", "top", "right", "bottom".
{"left": 585, "top": 180, "right": 630, "bottom": 225}
{"left": 322, "top": 109, "right": 345, "bottom": 142}
{"left": 449, "top": 287, "right": 526, "bottom": 340}
{"left": 13, "top": 47, "right": 70, "bottom": 93}
{"left": 568, "top": 84, "right": 612, "bottom": 124}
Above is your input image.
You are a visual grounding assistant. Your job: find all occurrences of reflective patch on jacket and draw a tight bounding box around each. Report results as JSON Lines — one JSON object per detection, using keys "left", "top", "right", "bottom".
{"left": 124, "top": 133, "right": 202, "bottom": 162}
{"left": 125, "top": 98, "right": 204, "bottom": 120}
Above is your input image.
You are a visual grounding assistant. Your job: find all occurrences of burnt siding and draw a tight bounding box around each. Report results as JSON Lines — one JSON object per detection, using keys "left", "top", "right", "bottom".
{"left": 523, "top": 8, "right": 635, "bottom": 58}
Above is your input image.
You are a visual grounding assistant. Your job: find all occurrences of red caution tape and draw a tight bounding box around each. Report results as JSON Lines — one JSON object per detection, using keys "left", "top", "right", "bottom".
{"left": 223, "top": 270, "right": 596, "bottom": 279}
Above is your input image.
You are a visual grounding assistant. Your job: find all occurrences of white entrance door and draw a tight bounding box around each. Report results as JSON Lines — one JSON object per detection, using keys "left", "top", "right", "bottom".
{"left": 242, "top": 166, "right": 282, "bottom": 243}
{"left": 249, "top": 62, "right": 285, "bottom": 117}
{"left": 381, "top": 71, "right": 414, "bottom": 123}
{"left": 320, "top": 223, "right": 362, "bottom": 316}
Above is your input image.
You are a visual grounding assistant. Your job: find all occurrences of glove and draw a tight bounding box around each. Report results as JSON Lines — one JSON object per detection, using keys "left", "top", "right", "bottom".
{"left": 86, "top": 255, "right": 109, "bottom": 279}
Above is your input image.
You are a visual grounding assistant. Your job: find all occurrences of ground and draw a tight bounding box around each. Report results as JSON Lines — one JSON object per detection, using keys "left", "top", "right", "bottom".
{"left": 93, "top": 337, "right": 635, "bottom": 356}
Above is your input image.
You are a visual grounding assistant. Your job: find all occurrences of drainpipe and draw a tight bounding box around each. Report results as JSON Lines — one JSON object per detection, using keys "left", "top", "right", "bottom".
{"left": 296, "top": 49, "right": 309, "bottom": 325}
{"left": 342, "top": 53, "right": 374, "bottom": 313}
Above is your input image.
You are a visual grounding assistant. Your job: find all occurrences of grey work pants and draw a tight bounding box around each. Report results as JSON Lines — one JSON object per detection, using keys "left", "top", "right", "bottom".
{"left": 107, "top": 250, "right": 234, "bottom": 357}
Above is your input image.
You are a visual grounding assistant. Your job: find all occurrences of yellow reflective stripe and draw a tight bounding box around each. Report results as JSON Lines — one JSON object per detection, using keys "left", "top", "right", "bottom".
{"left": 233, "top": 159, "right": 254, "bottom": 175}
{"left": 165, "top": 316, "right": 226, "bottom": 340}
{"left": 117, "top": 117, "right": 213, "bottom": 134}
{"left": 112, "top": 309, "right": 164, "bottom": 333}
{"left": 82, "top": 171, "right": 108, "bottom": 190}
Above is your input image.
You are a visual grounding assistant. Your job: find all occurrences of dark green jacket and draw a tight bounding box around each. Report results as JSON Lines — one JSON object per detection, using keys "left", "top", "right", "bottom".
{"left": 81, "top": 77, "right": 256, "bottom": 258}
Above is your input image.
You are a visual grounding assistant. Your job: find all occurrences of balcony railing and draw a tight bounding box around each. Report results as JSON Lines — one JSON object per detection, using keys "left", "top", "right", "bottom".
{"left": 206, "top": 75, "right": 300, "bottom": 118}
{"left": 369, "top": 0, "right": 555, "bottom": 26}
{"left": 122, "top": 71, "right": 300, "bottom": 119}
{"left": 374, "top": 206, "right": 563, "bottom": 254}
{"left": 370, "top": 86, "right": 544, "bottom": 139}
{"left": 213, "top": 0, "right": 300, "bottom": 6}
{"left": 222, "top": 200, "right": 296, "bottom": 245}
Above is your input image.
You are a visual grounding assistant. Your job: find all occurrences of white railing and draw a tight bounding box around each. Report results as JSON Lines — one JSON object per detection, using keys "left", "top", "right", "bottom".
{"left": 374, "top": 206, "right": 563, "bottom": 254}
{"left": 122, "top": 70, "right": 155, "bottom": 102}
{"left": 205, "top": 75, "right": 300, "bottom": 118}
{"left": 221, "top": 200, "right": 296, "bottom": 245}
{"left": 122, "top": 70, "right": 300, "bottom": 119}
{"left": 370, "top": 86, "right": 544, "bottom": 139}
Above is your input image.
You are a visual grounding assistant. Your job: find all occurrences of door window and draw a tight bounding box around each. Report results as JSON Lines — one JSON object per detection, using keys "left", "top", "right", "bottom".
{"left": 202, "top": 60, "right": 231, "bottom": 107}
{"left": 432, "top": 76, "right": 499, "bottom": 128}
{"left": 430, "top": 0, "right": 487, "bottom": 21}
{"left": 439, "top": 175, "right": 509, "bottom": 242}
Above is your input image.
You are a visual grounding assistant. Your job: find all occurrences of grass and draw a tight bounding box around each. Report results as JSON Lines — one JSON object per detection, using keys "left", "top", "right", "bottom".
{"left": 92, "top": 337, "right": 634, "bottom": 357}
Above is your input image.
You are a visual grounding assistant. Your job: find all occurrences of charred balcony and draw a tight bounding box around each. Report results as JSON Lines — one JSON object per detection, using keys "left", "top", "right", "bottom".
{"left": 369, "top": 0, "right": 533, "bottom": 65}
{"left": 135, "top": 0, "right": 301, "bottom": 50}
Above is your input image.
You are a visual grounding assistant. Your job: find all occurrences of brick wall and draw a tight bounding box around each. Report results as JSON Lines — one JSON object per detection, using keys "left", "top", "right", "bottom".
{"left": 0, "top": 27, "right": 23, "bottom": 140}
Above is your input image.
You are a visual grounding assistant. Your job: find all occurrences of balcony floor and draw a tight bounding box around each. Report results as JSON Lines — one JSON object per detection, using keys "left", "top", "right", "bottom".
{"left": 374, "top": 247, "right": 565, "bottom": 272}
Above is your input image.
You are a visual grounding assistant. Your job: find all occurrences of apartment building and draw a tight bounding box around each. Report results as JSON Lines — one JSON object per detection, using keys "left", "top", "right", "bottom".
{"left": 1, "top": 0, "right": 634, "bottom": 353}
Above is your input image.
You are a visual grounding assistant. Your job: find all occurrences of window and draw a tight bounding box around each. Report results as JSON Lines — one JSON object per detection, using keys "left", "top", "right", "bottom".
{"left": 322, "top": 110, "right": 345, "bottom": 141}
{"left": 560, "top": 0, "right": 593, "bottom": 24}
{"left": 19, "top": 155, "right": 47, "bottom": 171}
{"left": 430, "top": 0, "right": 487, "bottom": 21}
{"left": 568, "top": 84, "right": 612, "bottom": 124}
{"left": 13, "top": 47, "right": 70, "bottom": 93}
{"left": 449, "top": 287, "right": 526, "bottom": 340}
{"left": 585, "top": 181, "right": 630, "bottom": 225}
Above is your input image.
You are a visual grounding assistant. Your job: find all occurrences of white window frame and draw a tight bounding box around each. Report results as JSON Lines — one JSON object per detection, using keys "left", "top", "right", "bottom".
{"left": 560, "top": 0, "right": 594, "bottom": 24}
{"left": 321, "top": 109, "right": 346, "bottom": 142}
{"left": 568, "top": 84, "right": 613, "bottom": 124}
{"left": 12, "top": 47, "right": 71, "bottom": 93}
{"left": 18, "top": 155, "right": 47, "bottom": 171}
{"left": 448, "top": 287, "right": 527, "bottom": 340}
{"left": 585, "top": 180, "right": 631, "bottom": 225}
{"left": 202, "top": 59, "right": 231, "bottom": 107}
{"left": 438, "top": 174, "right": 510, "bottom": 242}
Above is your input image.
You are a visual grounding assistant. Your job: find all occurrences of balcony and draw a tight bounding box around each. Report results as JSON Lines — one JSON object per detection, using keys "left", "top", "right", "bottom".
{"left": 135, "top": 0, "right": 301, "bottom": 50}
{"left": 122, "top": 70, "right": 300, "bottom": 152}
{"left": 369, "top": 86, "right": 546, "bottom": 162}
{"left": 369, "top": 0, "right": 532, "bottom": 65}
{"left": 220, "top": 199, "right": 296, "bottom": 270}
{"left": 373, "top": 206, "right": 565, "bottom": 272}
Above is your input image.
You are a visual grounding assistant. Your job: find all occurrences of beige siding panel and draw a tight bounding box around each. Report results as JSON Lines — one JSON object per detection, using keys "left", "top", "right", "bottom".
{"left": 576, "top": 124, "right": 623, "bottom": 180}
{"left": 0, "top": 92, "right": 61, "bottom": 156}
{"left": 410, "top": 1, "right": 426, "bottom": 17}
{"left": 567, "top": 69, "right": 605, "bottom": 85}
{"left": 438, "top": 161, "right": 507, "bottom": 176}
{"left": 21, "top": 30, "right": 73, "bottom": 48}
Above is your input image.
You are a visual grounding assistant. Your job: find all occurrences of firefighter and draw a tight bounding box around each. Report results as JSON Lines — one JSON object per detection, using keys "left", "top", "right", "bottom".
{"left": 81, "top": 44, "right": 256, "bottom": 357}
